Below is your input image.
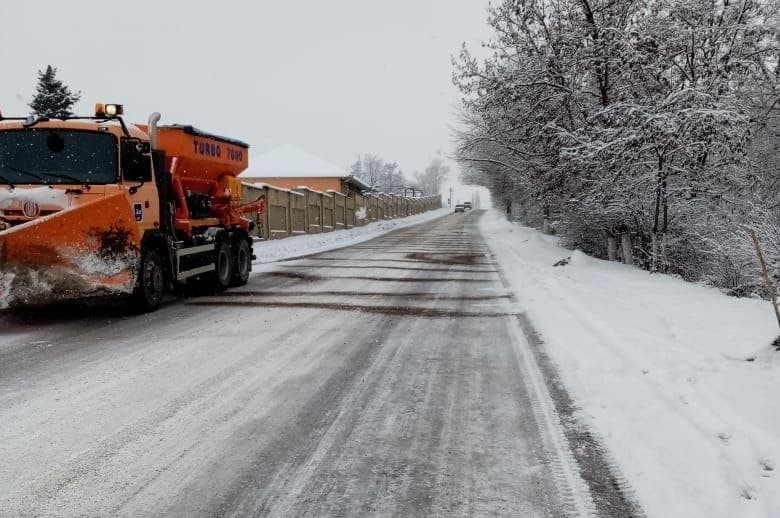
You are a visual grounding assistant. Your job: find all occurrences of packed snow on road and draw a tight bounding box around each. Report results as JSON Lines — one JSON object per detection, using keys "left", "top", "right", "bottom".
{"left": 251, "top": 208, "right": 449, "bottom": 266}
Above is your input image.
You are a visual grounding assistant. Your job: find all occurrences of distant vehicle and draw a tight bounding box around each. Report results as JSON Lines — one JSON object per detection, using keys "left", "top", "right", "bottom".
{"left": 454, "top": 204, "right": 466, "bottom": 213}
{"left": 463, "top": 201, "right": 473, "bottom": 210}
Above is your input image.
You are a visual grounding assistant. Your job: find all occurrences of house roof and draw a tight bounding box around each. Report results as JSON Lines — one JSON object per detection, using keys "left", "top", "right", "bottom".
{"left": 343, "top": 175, "right": 372, "bottom": 192}
{"left": 240, "top": 181, "right": 304, "bottom": 196}
{"left": 239, "top": 144, "right": 347, "bottom": 178}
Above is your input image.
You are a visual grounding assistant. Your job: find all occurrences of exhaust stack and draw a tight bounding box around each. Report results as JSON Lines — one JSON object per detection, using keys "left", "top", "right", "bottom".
{"left": 148, "top": 112, "right": 161, "bottom": 150}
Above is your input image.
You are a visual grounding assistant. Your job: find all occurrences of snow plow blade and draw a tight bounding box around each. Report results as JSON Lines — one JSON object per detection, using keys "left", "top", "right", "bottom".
{"left": 0, "top": 192, "right": 141, "bottom": 309}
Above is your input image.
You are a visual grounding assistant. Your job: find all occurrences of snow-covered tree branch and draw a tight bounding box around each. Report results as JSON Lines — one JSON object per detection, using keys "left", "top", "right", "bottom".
{"left": 453, "top": 0, "right": 779, "bottom": 296}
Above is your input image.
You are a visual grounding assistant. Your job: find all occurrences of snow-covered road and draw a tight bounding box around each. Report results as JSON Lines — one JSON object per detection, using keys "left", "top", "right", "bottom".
{"left": 0, "top": 211, "right": 631, "bottom": 517}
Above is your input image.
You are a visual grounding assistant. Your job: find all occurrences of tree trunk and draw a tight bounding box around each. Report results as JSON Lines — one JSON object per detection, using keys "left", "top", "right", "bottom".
{"left": 660, "top": 232, "right": 669, "bottom": 272}
{"left": 651, "top": 233, "right": 659, "bottom": 272}
{"left": 652, "top": 156, "right": 665, "bottom": 272}
{"left": 659, "top": 174, "right": 669, "bottom": 272}
{"left": 608, "top": 235, "right": 618, "bottom": 261}
{"left": 651, "top": 231, "right": 669, "bottom": 272}
{"left": 543, "top": 217, "right": 552, "bottom": 234}
{"left": 621, "top": 233, "right": 633, "bottom": 265}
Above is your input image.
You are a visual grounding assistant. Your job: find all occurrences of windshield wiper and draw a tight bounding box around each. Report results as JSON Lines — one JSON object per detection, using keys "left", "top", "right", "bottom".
{"left": 6, "top": 165, "right": 50, "bottom": 185}
{"left": 41, "top": 172, "right": 92, "bottom": 190}
{"left": 0, "top": 173, "right": 15, "bottom": 189}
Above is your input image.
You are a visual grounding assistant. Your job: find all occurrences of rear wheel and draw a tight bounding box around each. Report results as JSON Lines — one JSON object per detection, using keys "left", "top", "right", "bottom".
{"left": 231, "top": 238, "right": 251, "bottom": 286}
{"left": 131, "top": 249, "right": 165, "bottom": 312}
{"left": 207, "top": 239, "right": 232, "bottom": 292}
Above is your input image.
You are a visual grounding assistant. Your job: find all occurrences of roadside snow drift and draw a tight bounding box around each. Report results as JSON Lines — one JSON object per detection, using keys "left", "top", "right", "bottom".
{"left": 480, "top": 210, "right": 779, "bottom": 518}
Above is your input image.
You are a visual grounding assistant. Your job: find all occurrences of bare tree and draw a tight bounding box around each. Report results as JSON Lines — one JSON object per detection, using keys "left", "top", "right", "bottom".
{"left": 351, "top": 154, "right": 410, "bottom": 193}
{"left": 361, "top": 154, "right": 384, "bottom": 187}
{"left": 414, "top": 157, "right": 449, "bottom": 195}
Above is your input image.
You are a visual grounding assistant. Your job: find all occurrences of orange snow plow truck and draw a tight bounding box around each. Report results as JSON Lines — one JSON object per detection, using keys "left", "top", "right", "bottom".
{"left": 0, "top": 104, "right": 263, "bottom": 311}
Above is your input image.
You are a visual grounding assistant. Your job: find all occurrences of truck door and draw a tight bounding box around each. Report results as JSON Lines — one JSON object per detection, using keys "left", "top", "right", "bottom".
{"left": 121, "top": 139, "right": 160, "bottom": 234}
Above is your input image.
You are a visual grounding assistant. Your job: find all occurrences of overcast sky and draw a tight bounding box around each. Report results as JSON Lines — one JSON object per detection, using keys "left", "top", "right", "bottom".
{"left": 2, "top": 0, "right": 492, "bottom": 178}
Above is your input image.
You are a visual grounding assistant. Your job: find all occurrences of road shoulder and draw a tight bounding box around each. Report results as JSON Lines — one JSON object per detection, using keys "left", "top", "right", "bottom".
{"left": 479, "top": 209, "right": 780, "bottom": 518}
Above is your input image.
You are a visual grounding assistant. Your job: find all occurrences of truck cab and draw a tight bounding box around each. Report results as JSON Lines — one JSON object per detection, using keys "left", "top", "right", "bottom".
{"left": 0, "top": 118, "right": 157, "bottom": 229}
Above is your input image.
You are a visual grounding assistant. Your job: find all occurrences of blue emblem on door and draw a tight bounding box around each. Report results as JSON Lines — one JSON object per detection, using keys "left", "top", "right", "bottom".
{"left": 134, "top": 203, "right": 143, "bottom": 222}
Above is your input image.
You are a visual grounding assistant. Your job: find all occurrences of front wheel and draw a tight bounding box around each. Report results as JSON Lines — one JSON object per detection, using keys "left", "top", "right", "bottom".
{"left": 131, "top": 249, "right": 165, "bottom": 312}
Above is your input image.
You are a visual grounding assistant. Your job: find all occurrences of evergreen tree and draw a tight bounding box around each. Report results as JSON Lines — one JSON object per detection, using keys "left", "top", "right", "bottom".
{"left": 29, "top": 65, "right": 81, "bottom": 118}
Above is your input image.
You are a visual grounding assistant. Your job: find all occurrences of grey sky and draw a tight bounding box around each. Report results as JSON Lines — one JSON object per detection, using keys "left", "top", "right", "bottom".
{"left": 2, "top": 0, "right": 492, "bottom": 176}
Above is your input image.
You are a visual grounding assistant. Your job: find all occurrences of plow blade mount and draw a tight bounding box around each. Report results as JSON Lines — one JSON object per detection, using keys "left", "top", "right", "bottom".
{"left": 0, "top": 192, "right": 141, "bottom": 309}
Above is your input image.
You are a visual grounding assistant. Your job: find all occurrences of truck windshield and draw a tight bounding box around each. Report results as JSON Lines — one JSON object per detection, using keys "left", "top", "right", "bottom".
{"left": 0, "top": 129, "right": 117, "bottom": 185}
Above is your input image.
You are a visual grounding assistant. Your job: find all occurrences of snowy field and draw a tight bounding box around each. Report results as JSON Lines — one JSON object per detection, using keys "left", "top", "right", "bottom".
{"left": 251, "top": 208, "right": 449, "bottom": 266}
{"left": 480, "top": 210, "right": 779, "bottom": 518}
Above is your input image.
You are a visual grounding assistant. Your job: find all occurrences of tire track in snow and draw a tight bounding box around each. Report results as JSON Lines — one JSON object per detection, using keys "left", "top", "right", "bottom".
{"left": 489, "top": 243, "right": 644, "bottom": 517}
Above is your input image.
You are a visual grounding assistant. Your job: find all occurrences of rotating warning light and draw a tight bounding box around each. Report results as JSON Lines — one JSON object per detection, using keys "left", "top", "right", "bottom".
{"left": 95, "top": 103, "right": 124, "bottom": 118}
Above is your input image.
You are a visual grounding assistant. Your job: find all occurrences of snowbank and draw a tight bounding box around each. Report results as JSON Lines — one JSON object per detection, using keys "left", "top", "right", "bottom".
{"left": 252, "top": 208, "right": 448, "bottom": 265}
{"left": 480, "top": 210, "right": 779, "bottom": 518}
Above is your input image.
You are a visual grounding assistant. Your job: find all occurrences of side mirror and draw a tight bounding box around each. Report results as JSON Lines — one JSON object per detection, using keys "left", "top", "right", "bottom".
{"left": 121, "top": 139, "right": 152, "bottom": 183}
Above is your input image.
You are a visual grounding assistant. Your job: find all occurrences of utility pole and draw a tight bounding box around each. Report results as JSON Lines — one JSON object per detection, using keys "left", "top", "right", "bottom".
{"left": 448, "top": 186, "right": 453, "bottom": 208}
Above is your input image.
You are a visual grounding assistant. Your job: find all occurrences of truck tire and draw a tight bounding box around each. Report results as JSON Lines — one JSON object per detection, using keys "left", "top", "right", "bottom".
{"left": 207, "top": 239, "right": 233, "bottom": 292}
{"left": 231, "top": 238, "right": 251, "bottom": 286}
{"left": 131, "top": 249, "right": 165, "bottom": 312}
